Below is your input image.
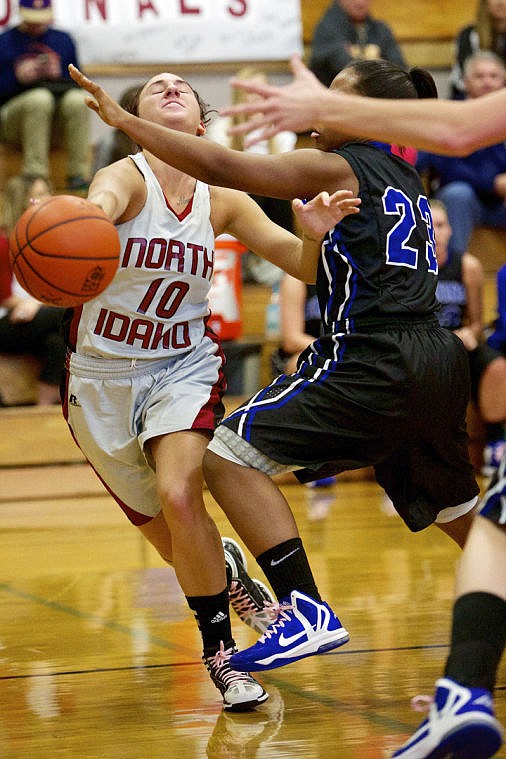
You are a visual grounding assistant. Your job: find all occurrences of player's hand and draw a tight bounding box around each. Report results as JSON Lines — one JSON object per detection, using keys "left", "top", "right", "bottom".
{"left": 293, "top": 190, "right": 361, "bottom": 242}
{"left": 221, "top": 54, "right": 327, "bottom": 147}
{"left": 68, "top": 64, "right": 127, "bottom": 129}
{"left": 454, "top": 326, "right": 478, "bottom": 351}
{"left": 9, "top": 299, "right": 40, "bottom": 324}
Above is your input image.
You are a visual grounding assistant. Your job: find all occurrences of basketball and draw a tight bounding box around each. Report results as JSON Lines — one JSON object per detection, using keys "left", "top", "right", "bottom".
{"left": 9, "top": 194, "right": 120, "bottom": 307}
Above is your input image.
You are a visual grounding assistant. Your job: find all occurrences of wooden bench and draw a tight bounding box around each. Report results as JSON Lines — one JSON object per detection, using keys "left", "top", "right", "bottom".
{"left": 0, "top": 353, "right": 40, "bottom": 406}
{"left": 0, "top": 143, "right": 69, "bottom": 191}
{"left": 469, "top": 227, "right": 506, "bottom": 278}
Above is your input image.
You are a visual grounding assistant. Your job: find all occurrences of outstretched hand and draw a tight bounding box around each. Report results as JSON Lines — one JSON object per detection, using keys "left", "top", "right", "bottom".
{"left": 68, "top": 64, "right": 128, "bottom": 129}
{"left": 222, "top": 54, "right": 327, "bottom": 146}
{"left": 293, "top": 190, "right": 361, "bottom": 240}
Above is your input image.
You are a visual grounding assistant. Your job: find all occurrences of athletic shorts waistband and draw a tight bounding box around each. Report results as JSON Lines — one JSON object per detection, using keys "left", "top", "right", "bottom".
{"left": 331, "top": 314, "right": 439, "bottom": 334}
{"left": 67, "top": 351, "right": 174, "bottom": 379}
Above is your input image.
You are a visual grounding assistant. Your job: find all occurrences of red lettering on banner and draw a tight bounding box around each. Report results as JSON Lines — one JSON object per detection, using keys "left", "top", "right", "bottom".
{"left": 84, "top": 0, "right": 107, "bottom": 20}
{"left": 228, "top": 0, "right": 247, "bottom": 17}
{"left": 180, "top": 0, "right": 200, "bottom": 14}
{"left": 138, "top": 0, "right": 159, "bottom": 18}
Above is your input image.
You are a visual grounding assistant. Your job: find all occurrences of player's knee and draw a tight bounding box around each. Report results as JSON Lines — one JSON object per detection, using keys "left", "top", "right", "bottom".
{"left": 159, "top": 483, "right": 203, "bottom": 529}
{"left": 25, "top": 88, "right": 55, "bottom": 116}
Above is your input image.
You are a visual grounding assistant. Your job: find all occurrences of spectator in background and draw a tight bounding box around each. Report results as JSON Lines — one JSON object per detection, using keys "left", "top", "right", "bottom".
{"left": 431, "top": 199, "right": 506, "bottom": 476}
{"left": 417, "top": 51, "right": 506, "bottom": 254}
{"left": 272, "top": 274, "right": 337, "bottom": 489}
{"left": 488, "top": 263, "right": 506, "bottom": 355}
{"left": 271, "top": 274, "right": 322, "bottom": 377}
{"left": 207, "top": 66, "right": 297, "bottom": 287}
{"left": 91, "top": 85, "right": 139, "bottom": 175}
{"left": 0, "top": 174, "right": 65, "bottom": 405}
{"left": 308, "top": 0, "right": 406, "bottom": 87}
{"left": 450, "top": 0, "right": 506, "bottom": 99}
{"left": 0, "top": 0, "right": 90, "bottom": 191}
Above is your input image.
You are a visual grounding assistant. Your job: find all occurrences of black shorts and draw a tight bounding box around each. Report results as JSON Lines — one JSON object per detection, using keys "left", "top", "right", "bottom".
{"left": 216, "top": 320, "right": 479, "bottom": 532}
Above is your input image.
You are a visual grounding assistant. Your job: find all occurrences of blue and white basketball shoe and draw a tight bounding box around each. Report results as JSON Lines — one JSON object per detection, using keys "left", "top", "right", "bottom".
{"left": 392, "top": 677, "right": 503, "bottom": 758}
{"left": 230, "top": 589, "right": 349, "bottom": 672}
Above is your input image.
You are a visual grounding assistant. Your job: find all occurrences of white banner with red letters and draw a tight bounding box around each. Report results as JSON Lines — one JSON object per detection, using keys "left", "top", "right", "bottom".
{"left": 0, "top": 0, "right": 303, "bottom": 64}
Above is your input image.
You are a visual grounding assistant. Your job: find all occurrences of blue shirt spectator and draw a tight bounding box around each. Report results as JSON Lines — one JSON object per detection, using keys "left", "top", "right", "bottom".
{"left": 417, "top": 52, "right": 506, "bottom": 252}
{"left": 0, "top": 0, "right": 90, "bottom": 189}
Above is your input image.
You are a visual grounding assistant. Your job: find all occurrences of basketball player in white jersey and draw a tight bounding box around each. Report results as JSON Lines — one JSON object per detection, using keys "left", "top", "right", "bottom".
{"left": 62, "top": 70, "right": 360, "bottom": 711}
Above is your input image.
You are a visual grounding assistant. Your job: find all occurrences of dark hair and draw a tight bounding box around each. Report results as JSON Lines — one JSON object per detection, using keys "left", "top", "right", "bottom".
{"left": 110, "top": 86, "right": 139, "bottom": 160}
{"left": 129, "top": 78, "right": 213, "bottom": 125}
{"left": 343, "top": 59, "right": 438, "bottom": 100}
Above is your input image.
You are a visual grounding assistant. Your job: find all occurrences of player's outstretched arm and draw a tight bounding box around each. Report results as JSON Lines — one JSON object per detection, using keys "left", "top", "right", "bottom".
{"left": 221, "top": 54, "right": 506, "bottom": 155}
{"left": 222, "top": 55, "right": 327, "bottom": 145}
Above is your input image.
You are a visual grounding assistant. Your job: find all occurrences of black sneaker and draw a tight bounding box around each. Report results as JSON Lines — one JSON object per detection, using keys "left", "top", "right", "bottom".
{"left": 203, "top": 641, "right": 269, "bottom": 712}
{"left": 222, "top": 537, "right": 275, "bottom": 635}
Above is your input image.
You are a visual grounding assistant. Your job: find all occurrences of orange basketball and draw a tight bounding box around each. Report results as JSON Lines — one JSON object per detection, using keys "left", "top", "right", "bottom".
{"left": 9, "top": 194, "right": 120, "bottom": 308}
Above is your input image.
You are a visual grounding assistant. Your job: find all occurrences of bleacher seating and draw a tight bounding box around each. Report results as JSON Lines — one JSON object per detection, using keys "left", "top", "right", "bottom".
{"left": 300, "top": 0, "right": 474, "bottom": 68}
{"left": 0, "top": 144, "right": 68, "bottom": 191}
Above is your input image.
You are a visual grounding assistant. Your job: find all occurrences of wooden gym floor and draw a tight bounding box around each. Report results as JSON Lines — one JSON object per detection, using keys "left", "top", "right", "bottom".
{"left": 0, "top": 405, "right": 504, "bottom": 758}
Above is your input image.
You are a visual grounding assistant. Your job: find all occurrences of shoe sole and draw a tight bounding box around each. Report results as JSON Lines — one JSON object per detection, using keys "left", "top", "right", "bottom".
{"left": 223, "top": 689, "right": 269, "bottom": 712}
{"left": 222, "top": 537, "right": 248, "bottom": 570}
{"left": 224, "top": 538, "right": 275, "bottom": 634}
{"left": 394, "top": 720, "right": 503, "bottom": 759}
{"left": 430, "top": 723, "right": 503, "bottom": 759}
{"left": 231, "top": 628, "right": 350, "bottom": 672}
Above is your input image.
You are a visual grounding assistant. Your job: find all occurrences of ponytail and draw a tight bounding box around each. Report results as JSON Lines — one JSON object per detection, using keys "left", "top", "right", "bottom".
{"left": 409, "top": 67, "right": 438, "bottom": 99}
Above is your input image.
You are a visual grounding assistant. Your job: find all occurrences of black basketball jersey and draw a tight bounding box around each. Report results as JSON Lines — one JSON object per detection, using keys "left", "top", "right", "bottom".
{"left": 315, "top": 142, "right": 439, "bottom": 349}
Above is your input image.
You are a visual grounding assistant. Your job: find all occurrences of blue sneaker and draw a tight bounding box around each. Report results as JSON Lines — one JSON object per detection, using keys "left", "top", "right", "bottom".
{"left": 230, "top": 590, "right": 349, "bottom": 672}
{"left": 306, "top": 475, "right": 337, "bottom": 488}
{"left": 392, "top": 677, "right": 504, "bottom": 758}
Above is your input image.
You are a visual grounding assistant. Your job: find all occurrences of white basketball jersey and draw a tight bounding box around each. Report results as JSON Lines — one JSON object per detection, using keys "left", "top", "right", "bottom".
{"left": 70, "top": 153, "right": 215, "bottom": 359}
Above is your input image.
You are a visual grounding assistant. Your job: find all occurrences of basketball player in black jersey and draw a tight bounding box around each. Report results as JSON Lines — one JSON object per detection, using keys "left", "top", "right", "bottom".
{"left": 69, "top": 59, "right": 493, "bottom": 757}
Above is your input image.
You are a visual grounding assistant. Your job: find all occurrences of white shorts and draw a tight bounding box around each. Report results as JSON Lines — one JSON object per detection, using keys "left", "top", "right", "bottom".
{"left": 63, "top": 335, "right": 226, "bottom": 524}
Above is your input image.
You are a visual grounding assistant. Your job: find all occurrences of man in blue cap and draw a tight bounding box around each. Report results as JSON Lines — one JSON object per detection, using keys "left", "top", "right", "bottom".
{"left": 0, "top": 0, "right": 90, "bottom": 190}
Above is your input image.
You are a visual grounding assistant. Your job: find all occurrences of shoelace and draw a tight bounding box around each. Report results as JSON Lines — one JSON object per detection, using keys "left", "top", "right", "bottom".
{"left": 229, "top": 581, "right": 277, "bottom": 622}
{"left": 229, "top": 580, "right": 261, "bottom": 619}
{"left": 259, "top": 602, "right": 294, "bottom": 641}
{"left": 206, "top": 641, "right": 255, "bottom": 687}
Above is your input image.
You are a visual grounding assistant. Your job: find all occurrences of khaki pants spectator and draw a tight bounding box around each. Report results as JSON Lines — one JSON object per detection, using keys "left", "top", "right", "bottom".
{"left": 0, "top": 86, "right": 90, "bottom": 180}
